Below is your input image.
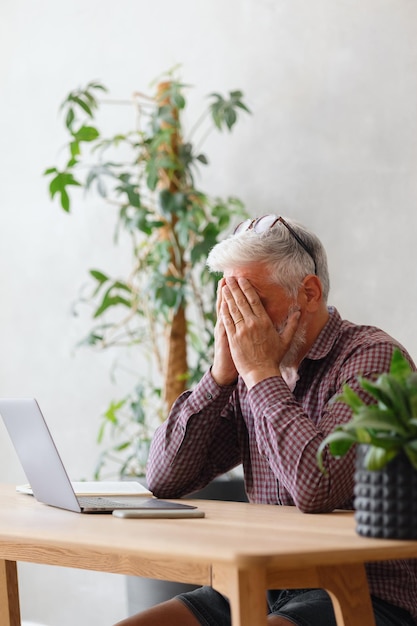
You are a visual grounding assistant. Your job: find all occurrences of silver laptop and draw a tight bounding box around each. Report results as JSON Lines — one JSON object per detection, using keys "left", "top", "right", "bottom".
{"left": 0, "top": 398, "right": 197, "bottom": 514}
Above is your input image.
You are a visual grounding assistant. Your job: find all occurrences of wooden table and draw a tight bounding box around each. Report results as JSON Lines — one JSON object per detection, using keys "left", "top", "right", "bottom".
{"left": 1, "top": 484, "right": 417, "bottom": 626}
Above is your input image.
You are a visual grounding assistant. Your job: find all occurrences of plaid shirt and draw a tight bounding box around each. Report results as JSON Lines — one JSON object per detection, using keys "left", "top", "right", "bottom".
{"left": 147, "top": 307, "right": 417, "bottom": 622}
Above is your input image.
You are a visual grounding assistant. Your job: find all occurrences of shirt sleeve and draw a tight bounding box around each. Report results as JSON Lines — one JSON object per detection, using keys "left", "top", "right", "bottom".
{"left": 146, "top": 370, "right": 241, "bottom": 498}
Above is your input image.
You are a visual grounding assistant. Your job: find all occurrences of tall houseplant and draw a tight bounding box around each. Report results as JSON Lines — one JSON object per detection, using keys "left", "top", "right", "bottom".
{"left": 45, "top": 70, "right": 250, "bottom": 478}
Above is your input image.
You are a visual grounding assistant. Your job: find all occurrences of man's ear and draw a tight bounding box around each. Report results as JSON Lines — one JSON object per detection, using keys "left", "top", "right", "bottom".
{"left": 301, "top": 275, "right": 323, "bottom": 311}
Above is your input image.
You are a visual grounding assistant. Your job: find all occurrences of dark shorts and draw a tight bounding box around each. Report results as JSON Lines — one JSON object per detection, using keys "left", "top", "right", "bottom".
{"left": 176, "top": 586, "right": 415, "bottom": 626}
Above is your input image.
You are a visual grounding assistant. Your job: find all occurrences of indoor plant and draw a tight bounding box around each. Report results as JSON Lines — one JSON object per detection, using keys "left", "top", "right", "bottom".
{"left": 317, "top": 348, "right": 417, "bottom": 538}
{"left": 44, "top": 69, "right": 250, "bottom": 479}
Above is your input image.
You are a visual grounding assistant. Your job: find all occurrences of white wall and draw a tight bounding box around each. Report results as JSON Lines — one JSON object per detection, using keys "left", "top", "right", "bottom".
{"left": 1, "top": 1, "right": 417, "bottom": 624}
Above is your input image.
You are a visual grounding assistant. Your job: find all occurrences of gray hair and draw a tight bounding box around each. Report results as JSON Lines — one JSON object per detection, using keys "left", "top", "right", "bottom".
{"left": 207, "top": 216, "right": 330, "bottom": 302}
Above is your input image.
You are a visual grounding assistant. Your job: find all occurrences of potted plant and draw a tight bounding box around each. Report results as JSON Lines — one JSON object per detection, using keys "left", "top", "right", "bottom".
{"left": 44, "top": 69, "right": 250, "bottom": 481}
{"left": 317, "top": 348, "right": 417, "bottom": 538}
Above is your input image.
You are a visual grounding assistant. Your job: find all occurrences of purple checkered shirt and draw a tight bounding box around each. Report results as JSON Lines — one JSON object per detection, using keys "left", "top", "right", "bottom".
{"left": 147, "top": 307, "right": 417, "bottom": 622}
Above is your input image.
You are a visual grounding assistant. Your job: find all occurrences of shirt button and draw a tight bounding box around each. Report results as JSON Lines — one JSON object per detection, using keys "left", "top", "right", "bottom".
{"left": 206, "top": 392, "right": 213, "bottom": 400}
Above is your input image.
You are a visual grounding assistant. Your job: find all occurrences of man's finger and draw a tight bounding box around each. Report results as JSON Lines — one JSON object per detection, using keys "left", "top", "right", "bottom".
{"left": 225, "top": 276, "right": 266, "bottom": 319}
{"left": 216, "top": 278, "right": 226, "bottom": 316}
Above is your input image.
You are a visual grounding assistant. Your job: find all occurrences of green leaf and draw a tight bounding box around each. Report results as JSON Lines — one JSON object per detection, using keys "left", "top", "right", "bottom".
{"left": 86, "top": 81, "right": 108, "bottom": 92}
{"left": 70, "top": 141, "right": 80, "bottom": 158}
{"left": 359, "top": 376, "right": 396, "bottom": 410}
{"left": 365, "top": 446, "right": 399, "bottom": 471}
{"left": 154, "top": 283, "right": 183, "bottom": 311}
{"left": 60, "top": 188, "right": 70, "bottom": 212}
{"left": 337, "top": 384, "right": 364, "bottom": 412}
{"left": 168, "top": 82, "right": 186, "bottom": 110}
{"left": 90, "top": 269, "right": 109, "bottom": 284}
{"left": 70, "top": 95, "right": 94, "bottom": 118}
{"left": 366, "top": 433, "right": 405, "bottom": 448}
{"left": 96, "top": 424, "right": 106, "bottom": 446}
{"left": 48, "top": 171, "right": 81, "bottom": 212}
{"left": 190, "top": 225, "right": 220, "bottom": 265}
{"left": 66, "top": 157, "right": 78, "bottom": 168}
{"left": 73, "top": 125, "right": 100, "bottom": 142}
{"left": 406, "top": 375, "right": 417, "bottom": 418}
{"left": 405, "top": 444, "right": 417, "bottom": 470}
{"left": 159, "top": 190, "right": 187, "bottom": 217}
{"left": 48, "top": 171, "right": 80, "bottom": 196}
{"left": 316, "top": 431, "right": 357, "bottom": 472}
{"left": 77, "top": 331, "right": 104, "bottom": 347}
{"left": 115, "top": 180, "right": 141, "bottom": 208}
{"left": 66, "top": 108, "right": 75, "bottom": 130}
{"left": 93, "top": 294, "right": 132, "bottom": 318}
{"left": 390, "top": 347, "right": 413, "bottom": 380}
{"left": 324, "top": 430, "right": 358, "bottom": 453}
{"left": 224, "top": 107, "right": 237, "bottom": 130}
{"left": 196, "top": 153, "right": 208, "bottom": 165}
{"left": 383, "top": 375, "right": 412, "bottom": 426}
{"left": 348, "top": 405, "right": 407, "bottom": 436}
{"left": 208, "top": 90, "right": 251, "bottom": 131}
{"left": 102, "top": 399, "right": 126, "bottom": 427}
{"left": 146, "top": 161, "right": 158, "bottom": 191}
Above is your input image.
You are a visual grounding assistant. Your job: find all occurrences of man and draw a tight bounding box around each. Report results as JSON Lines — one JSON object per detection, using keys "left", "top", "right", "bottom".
{"left": 116, "top": 215, "right": 417, "bottom": 626}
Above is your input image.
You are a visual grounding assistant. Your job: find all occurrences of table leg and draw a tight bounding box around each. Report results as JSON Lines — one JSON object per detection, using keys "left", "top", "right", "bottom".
{"left": 213, "top": 561, "right": 375, "bottom": 626}
{"left": 0, "top": 559, "right": 21, "bottom": 626}
{"left": 316, "top": 563, "right": 376, "bottom": 626}
{"left": 212, "top": 564, "right": 268, "bottom": 626}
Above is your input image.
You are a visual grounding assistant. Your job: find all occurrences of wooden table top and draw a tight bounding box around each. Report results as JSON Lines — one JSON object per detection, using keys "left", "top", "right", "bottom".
{"left": 1, "top": 483, "right": 417, "bottom": 581}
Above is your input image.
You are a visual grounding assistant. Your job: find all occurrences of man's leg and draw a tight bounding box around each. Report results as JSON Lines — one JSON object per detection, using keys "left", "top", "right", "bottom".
{"left": 114, "top": 598, "right": 296, "bottom": 626}
{"left": 115, "top": 588, "right": 413, "bottom": 626}
{"left": 114, "top": 597, "right": 296, "bottom": 626}
{"left": 114, "top": 598, "right": 201, "bottom": 626}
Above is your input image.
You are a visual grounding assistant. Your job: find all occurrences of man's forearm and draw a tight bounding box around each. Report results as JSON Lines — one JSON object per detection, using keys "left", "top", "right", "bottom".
{"left": 146, "top": 371, "right": 240, "bottom": 498}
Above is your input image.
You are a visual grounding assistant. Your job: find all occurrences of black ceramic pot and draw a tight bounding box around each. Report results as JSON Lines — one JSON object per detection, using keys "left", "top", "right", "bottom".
{"left": 354, "top": 445, "right": 417, "bottom": 539}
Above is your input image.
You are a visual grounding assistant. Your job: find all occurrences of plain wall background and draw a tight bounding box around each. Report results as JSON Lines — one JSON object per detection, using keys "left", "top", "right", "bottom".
{"left": 1, "top": 1, "right": 417, "bottom": 623}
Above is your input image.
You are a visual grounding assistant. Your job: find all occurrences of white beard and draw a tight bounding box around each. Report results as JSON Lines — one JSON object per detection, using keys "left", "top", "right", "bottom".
{"left": 276, "top": 317, "right": 307, "bottom": 370}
